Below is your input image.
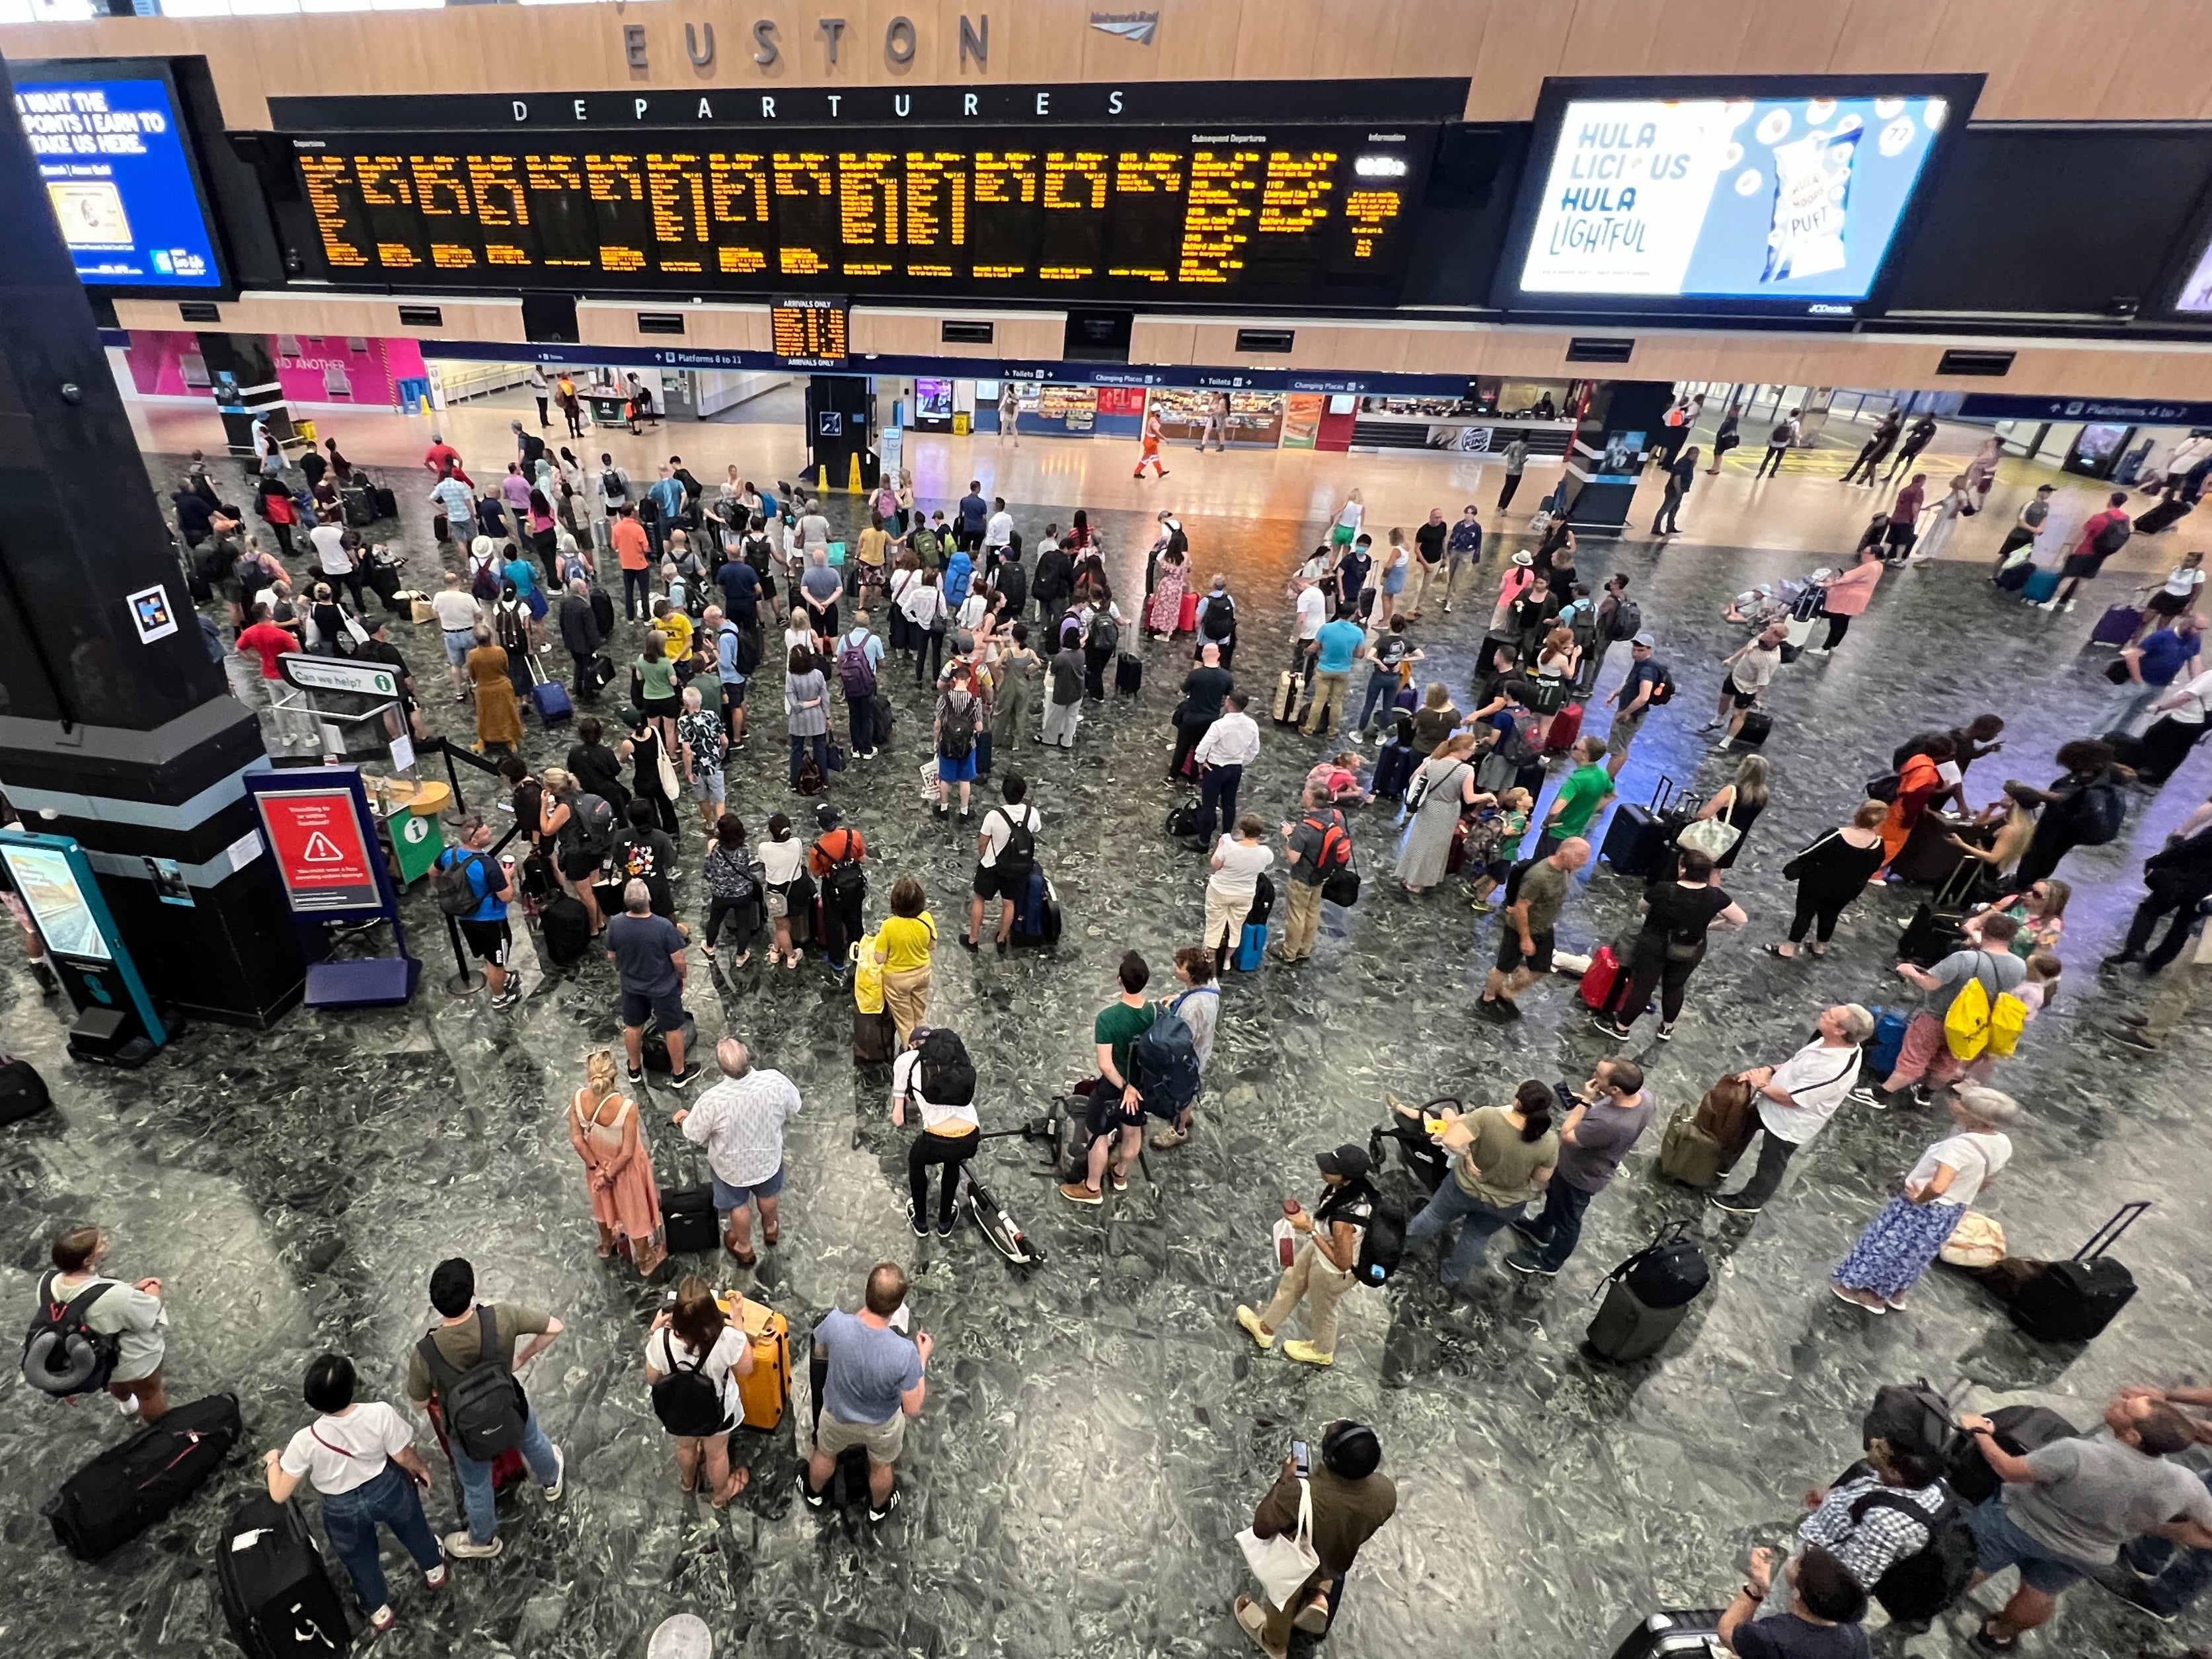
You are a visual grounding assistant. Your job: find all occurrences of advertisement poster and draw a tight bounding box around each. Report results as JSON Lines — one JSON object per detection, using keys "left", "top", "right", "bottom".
{"left": 2173, "top": 235, "right": 2212, "bottom": 313}
{"left": 1519, "top": 94, "right": 1948, "bottom": 301}
{"left": 14, "top": 76, "right": 223, "bottom": 289}
{"left": 256, "top": 787, "right": 383, "bottom": 912}
{"left": 1280, "top": 393, "right": 1325, "bottom": 449}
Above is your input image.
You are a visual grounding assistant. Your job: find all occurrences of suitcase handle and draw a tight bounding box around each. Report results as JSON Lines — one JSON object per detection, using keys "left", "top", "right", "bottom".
{"left": 1648, "top": 774, "right": 1677, "bottom": 813}
{"left": 2073, "top": 1200, "right": 2150, "bottom": 1262}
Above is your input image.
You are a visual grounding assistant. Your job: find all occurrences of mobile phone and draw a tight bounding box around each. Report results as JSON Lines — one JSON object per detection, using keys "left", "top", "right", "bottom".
{"left": 1292, "top": 1440, "right": 1311, "bottom": 1479}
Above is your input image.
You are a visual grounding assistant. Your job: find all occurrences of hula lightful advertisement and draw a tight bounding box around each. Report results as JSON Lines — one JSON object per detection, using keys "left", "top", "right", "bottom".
{"left": 1519, "top": 94, "right": 1950, "bottom": 303}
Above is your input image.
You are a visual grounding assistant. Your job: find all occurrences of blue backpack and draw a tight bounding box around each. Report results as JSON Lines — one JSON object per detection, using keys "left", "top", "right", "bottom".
{"left": 1129, "top": 1003, "right": 1203, "bottom": 1116}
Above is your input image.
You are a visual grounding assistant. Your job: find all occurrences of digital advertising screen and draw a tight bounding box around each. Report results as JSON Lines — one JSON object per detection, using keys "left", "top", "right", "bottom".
{"left": 12, "top": 69, "right": 225, "bottom": 290}
{"left": 2169, "top": 233, "right": 2212, "bottom": 315}
{"left": 0, "top": 843, "right": 111, "bottom": 962}
{"left": 287, "top": 125, "right": 1428, "bottom": 303}
{"left": 1496, "top": 77, "right": 1981, "bottom": 317}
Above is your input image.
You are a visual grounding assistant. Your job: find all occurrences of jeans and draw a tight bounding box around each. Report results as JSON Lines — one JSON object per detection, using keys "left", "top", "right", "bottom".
{"left": 2119, "top": 1472, "right": 2212, "bottom": 1613}
{"left": 2121, "top": 877, "right": 2212, "bottom": 970}
{"left": 908, "top": 1130, "right": 977, "bottom": 1227}
{"left": 320, "top": 1460, "right": 443, "bottom": 1615}
{"left": 1720, "top": 1128, "right": 1801, "bottom": 1209}
{"left": 1515, "top": 1177, "right": 1597, "bottom": 1271}
{"left": 2106, "top": 679, "right": 2170, "bottom": 736}
{"left": 451, "top": 1401, "right": 561, "bottom": 1544}
{"left": 1198, "top": 762, "right": 1242, "bottom": 843}
{"left": 1355, "top": 671, "right": 1400, "bottom": 734}
{"left": 788, "top": 731, "right": 829, "bottom": 785}
{"left": 1653, "top": 484, "right": 1683, "bottom": 533}
{"left": 623, "top": 567, "right": 651, "bottom": 620}
{"left": 1404, "top": 1179, "right": 1529, "bottom": 1283}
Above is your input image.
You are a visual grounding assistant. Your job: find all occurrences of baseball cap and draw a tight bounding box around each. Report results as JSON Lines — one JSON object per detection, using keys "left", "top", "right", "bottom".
{"left": 1632, "top": 631, "right": 1656, "bottom": 648}
{"left": 1315, "top": 1143, "right": 1372, "bottom": 1181}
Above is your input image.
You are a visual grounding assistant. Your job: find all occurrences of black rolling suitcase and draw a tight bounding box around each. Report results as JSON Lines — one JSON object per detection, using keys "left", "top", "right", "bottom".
{"left": 46, "top": 1392, "right": 241, "bottom": 1560}
{"left": 1586, "top": 1282, "right": 1691, "bottom": 1363}
{"left": 217, "top": 1494, "right": 355, "bottom": 1657}
{"left": 2008, "top": 1202, "right": 2149, "bottom": 1342}
{"left": 1732, "top": 709, "right": 1773, "bottom": 750}
{"left": 341, "top": 486, "right": 374, "bottom": 529}
{"left": 1610, "top": 1610, "right": 1726, "bottom": 1659}
{"left": 1585, "top": 1221, "right": 1709, "bottom": 1364}
{"left": 640, "top": 1009, "right": 697, "bottom": 1072}
{"left": 1601, "top": 775, "right": 1679, "bottom": 877}
{"left": 1116, "top": 651, "right": 1143, "bottom": 695}
{"left": 1896, "top": 863, "right": 1975, "bottom": 966}
{"left": 2136, "top": 496, "right": 2194, "bottom": 535}
{"left": 660, "top": 1180, "right": 719, "bottom": 1253}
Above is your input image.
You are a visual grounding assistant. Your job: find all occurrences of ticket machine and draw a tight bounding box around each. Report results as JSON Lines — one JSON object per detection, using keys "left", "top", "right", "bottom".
{"left": 0, "top": 831, "right": 172, "bottom": 1067}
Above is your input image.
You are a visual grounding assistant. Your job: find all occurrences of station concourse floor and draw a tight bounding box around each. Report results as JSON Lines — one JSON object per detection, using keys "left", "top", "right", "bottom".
{"left": 1, "top": 395, "right": 2206, "bottom": 1659}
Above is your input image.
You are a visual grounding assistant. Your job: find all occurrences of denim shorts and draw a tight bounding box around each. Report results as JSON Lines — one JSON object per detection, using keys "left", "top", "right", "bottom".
{"left": 1967, "top": 1496, "right": 2100, "bottom": 1594}
{"left": 711, "top": 1163, "right": 785, "bottom": 1212}
{"left": 443, "top": 628, "right": 474, "bottom": 667}
{"left": 692, "top": 765, "right": 724, "bottom": 802}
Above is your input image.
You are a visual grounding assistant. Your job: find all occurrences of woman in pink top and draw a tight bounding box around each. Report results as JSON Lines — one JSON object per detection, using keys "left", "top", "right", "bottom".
{"left": 568, "top": 1050, "right": 665, "bottom": 1272}
{"left": 1812, "top": 547, "right": 1884, "bottom": 655}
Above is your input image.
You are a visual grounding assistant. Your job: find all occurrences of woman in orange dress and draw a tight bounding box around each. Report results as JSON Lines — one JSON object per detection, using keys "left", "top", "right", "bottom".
{"left": 1874, "top": 736, "right": 1956, "bottom": 880}
{"left": 465, "top": 626, "right": 524, "bottom": 755}
{"left": 567, "top": 1050, "right": 664, "bottom": 1270}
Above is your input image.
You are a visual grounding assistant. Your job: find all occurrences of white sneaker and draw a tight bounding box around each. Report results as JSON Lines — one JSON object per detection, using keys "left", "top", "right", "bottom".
{"left": 443, "top": 1532, "right": 504, "bottom": 1559}
{"left": 541, "top": 1444, "right": 566, "bottom": 1502}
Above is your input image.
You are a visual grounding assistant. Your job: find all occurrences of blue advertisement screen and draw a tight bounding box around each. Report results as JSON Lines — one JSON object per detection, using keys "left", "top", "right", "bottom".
{"left": 13, "top": 76, "right": 222, "bottom": 288}
{"left": 1518, "top": 93, "right": 1951, "bottom": 305}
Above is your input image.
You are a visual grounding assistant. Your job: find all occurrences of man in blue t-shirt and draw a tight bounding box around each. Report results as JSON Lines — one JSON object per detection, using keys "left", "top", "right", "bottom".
{"left": 956, "top": 482, "right": 989, "bottom": 553}
{"left": 1302, "top": 607, "right": 1368, "bottom": 738}
{"left": 800, "top": 1262, "right": 931, "bottom": 1523}
{"left": 438, "top": 816, "right": 518, "bottom": 1009}
{"left": 2112, "top": 613, "right": 2205, "bottom": 734}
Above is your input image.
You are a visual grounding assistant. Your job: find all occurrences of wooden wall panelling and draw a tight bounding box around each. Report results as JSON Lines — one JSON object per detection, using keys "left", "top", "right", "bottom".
{"left": 1311, "top": 0, "right": 1410, "bottom": 82}
{"left": 1556, "top": 0, "right": 1673, "bottom": 84}
{"left": 1461, "top": 2, "right": 1574, "bottom": 122}
{"left": 1128, "top": 317, "right": 1198, "bottom": 365}
{"left": 576, "top": 302, "right": 769, "bottom": 351}
{"left": 1732, "top": 0, "right": 1849, "bottom": 77}
{"left": 1235, "top": 0, "right": 1325, "bottom": 82}
{"left": 1388, "top": 0, "right": 1484, "bottom": 81}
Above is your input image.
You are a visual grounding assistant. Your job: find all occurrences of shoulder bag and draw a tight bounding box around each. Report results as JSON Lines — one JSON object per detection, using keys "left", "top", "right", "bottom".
{"left": 1235, "top": 1477, "right": 1322, "bottom": 1607}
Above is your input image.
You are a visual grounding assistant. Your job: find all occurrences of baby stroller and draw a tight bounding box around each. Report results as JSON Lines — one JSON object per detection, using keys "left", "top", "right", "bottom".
{"left": 1368, "top": 1093, "right": 1451, "bottom": 1196}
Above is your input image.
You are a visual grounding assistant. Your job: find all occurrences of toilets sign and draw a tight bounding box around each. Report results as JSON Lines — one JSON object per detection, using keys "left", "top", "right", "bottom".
{"left": 255, "top": 786, "right": 383, "bottom": 912}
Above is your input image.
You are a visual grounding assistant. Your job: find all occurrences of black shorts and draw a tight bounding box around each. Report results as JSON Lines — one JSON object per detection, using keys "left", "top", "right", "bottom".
{"left": 2061, "top": 552, "right": 2104, "bottom": 580}
{"left": 560, "top": 847, "right": 602, "bottom": 882}
{"left": 1082, "top": 1079, "right": 1141, "bottom": 1138}
{"left": 1730, "top": 688, "right": 1761, "bottom": 709}
{"left": 620, "top": 987, "right": 686, "bottom": 1030}
{"left": 972, "top": 861, "right": 1007, "bottom": 900}
{"left": 457, "top": 917, "right": 512, "bottom": 966}
{"left": 643, "top": 695, "right": 681, "bottom": 720}
{"left": 1495, "top": 926, "right": 1555, "bottom": 976}
{"left": 2147, "top": 590, "right": 2190, "bottom": 616}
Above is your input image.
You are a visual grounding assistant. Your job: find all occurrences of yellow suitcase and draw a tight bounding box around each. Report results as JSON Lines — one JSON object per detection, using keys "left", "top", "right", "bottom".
{"left": 734, "top": 1297, "right": 790, "bottom": 1430}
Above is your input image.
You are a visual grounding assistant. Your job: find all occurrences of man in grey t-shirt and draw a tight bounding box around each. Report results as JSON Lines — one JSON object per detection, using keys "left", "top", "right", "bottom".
{"left": 800, "top": 549, "right": 844, "bottom": 640}
{"left": 1961, "top": 1391, "right": 2212, "bottom": 1649}
{"left": 1853, "top": 915, "right": 2029, "bottom": 1108}
{"left": 605, "top": 880, "right": 696, "bottom": 1087}
{"left": 801, "top": 1262, "right": 931, "bottom": 1524}
{"left": 1506, "top": 1057, "right": 1652, "bottom": 1277}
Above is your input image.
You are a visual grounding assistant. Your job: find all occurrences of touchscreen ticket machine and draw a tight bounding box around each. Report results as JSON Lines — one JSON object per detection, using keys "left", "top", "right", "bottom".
{"left": 0, "top": 831, "right": 172, "bottom": 1067}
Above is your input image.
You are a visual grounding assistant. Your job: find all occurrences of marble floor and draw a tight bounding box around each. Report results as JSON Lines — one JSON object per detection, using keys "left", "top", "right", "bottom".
{"left": 2, "top": 431, "right": 2209, "bottom": 1659}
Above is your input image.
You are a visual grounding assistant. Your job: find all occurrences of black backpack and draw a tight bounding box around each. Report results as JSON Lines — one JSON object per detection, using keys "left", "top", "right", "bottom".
{"left": 940, "top": 695, "right": 978, "bottom": 761}
{"left": 1610, "top": 1219, "right": 1709, "bottom": 1309}
{"left": 916, "top": 1028, "right": 977, "bottom": 1106}
{"left": 1202, "top": 593, "right": 1237, "bottom": 639}
{"left": 1864, "top": 1378, "right": 1954, "bottom": 1458}
{"left": 601, "top": 467, "right": 627, "bottom": 504}
{"left": 1607, "top": 596, "right": 1642, "bottom": 642}
{"left": 993, "top": 807, "right": 1038, "bottom": 890}
{"left": 1086, "top": 611, "right": 1121, "bottom": 655}
{"left": 649, "top": 1336, "right": 730, "bottom": 1438}
{"left": 21, "top": 1274, "right": 122, "bottom": 1399}
{"left": 568, "top": 792, "right": 617, "bottom": 861}
{"left": 414, "top": 1305, "right": 529, "bottom": 1460}
{"left": 1352, "top": 1188, "right": 1406, "bottom": 1286}
{"left": 2092, "top": 515, "right": 2133, "bottom": 558}
{"left": 1849, "top": 1480, "right": 1977, "bottom": 1623}
{"left": 820, "top": 832, "right": 867, "bottom": 910}
{"left": 432, "top": 850, "right": 489, "bottom": 917}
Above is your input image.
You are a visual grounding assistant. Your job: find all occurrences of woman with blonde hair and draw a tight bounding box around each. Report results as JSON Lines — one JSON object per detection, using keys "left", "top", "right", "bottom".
{"left": 642, "top": 1274, "right": 753, "bottom": 1505}
{"left": 1685, "top": 752, "right": 1770, "bottom": 873}
{"left": 567, "top": 1050, "right": 662, "bottom": 1267}
{"left": 1965, "top": 877, "right": 2069, "bottom": 956}
{"left": 878, "top": 876, "right": 938, "bottom": 1044}
{"left": 537, "top": 767, "right": 605, "bottom": 938}
{"left": 1947, "top": 792, "right": 2038, "bottom": 896}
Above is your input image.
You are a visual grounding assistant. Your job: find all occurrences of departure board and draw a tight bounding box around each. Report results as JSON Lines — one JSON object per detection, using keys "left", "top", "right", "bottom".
{"left": 288, "top": 126, "right": 1429, "bottom": 301}
{"left": 771, "top": 296, "right": 848, "bottom": 364}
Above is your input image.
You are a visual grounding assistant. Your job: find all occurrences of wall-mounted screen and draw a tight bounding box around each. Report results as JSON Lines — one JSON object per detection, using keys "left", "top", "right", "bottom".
{"left": 2171, "top": 237, "right": 2212, "bottom": 313}
{"left": 13, "top": 69, "right": 225, "bottom": 290}
{"left": 287, "top": 125, "right": 1430, "bottom": 303}
{"left": 1494, "top": 76, "right": 1981, "bottom": 319}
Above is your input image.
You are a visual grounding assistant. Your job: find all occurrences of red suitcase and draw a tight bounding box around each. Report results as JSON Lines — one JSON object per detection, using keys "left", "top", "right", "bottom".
{"left": 1177, "top": 592, "right": 1199, "bottom": 633}
{"left": 1579, "top": 945, "right": 1620, "bottom": 1009}
{"left": 1545, "top": 701, "right": 1585, "bottom": 753}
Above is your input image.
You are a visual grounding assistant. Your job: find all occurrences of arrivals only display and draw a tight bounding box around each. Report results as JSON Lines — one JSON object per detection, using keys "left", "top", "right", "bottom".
{"left": 291, "top": 126, "right": 1425, "bottom": 300}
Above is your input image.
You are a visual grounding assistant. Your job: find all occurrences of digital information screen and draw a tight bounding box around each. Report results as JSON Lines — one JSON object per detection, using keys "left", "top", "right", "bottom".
{"left": 13, "top": 74, "right": 224, "bottom": 289}
{"left": 2171, "top": 235, "right": 2212, "bottom": 314}
{"left": 772, "top": 295, "right": 849, "bottom": 365}
{"left": 1500, "top": 81, "right": 1976, "bottom": 315}
{"left": 290, "top": 126, "right": 1426, "bottom": 301}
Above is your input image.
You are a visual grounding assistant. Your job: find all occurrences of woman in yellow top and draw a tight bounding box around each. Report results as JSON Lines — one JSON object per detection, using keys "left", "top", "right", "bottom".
{"left": 876, "top": 876, "right": 938, "bottom": 1044}
{"left": 856, "top": 513, "right": 892, "bottom": 599}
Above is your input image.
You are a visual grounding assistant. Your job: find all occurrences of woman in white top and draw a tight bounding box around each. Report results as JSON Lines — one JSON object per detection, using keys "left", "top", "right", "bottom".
{"left": 1909, "top": 475, "right": 1973, "bottom": 564}
{"left": 1832, "top": 1087, "right": 2020, "bottom": 1311}
{"left": 2137, "top": 549, "right": 2207, "bottom": 638}
{"left": 1204, "top": 813, "right": 1275, "bottom": 970}
{"left": 756, "top": 811, "right": 810, "bottom": 970}
{"left": 1331, "top": 488, "right": 1364, "bottom": 548}
{"left": 264, "top": 1352, "right": 445, "bottom": 1634}
{"left": 893, "top": 1026, "right": 981, "bottom": 1236}
{"left": 643, "top": 1275, "right": 754, "bottom": 1506}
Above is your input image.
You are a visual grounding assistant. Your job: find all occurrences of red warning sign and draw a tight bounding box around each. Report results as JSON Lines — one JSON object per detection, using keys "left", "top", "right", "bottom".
{"left": 256, "top": 787, "right": 383, "bottom": 912}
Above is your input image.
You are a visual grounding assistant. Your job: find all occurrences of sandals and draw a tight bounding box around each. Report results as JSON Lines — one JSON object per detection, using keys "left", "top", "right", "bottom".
{"left": 1765, "top": 943, "right": 1797, "bottom": 960}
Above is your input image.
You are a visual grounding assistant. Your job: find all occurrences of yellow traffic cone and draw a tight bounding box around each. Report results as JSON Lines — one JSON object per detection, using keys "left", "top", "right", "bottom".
{"left": 816, "top": 461, "right": 829, "bottom": 493}
{"left": 847, "top": 452, "right": 862, "bottom": 493}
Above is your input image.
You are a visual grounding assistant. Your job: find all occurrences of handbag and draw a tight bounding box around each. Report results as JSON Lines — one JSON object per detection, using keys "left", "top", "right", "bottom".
{"left": 1235, "top": 1477, "right": 1322, "bottom": 1608}
{"left": 1675, "top": 816, "right": 1741, "bottom": 859}
{"left": 1780, "top": 829, "right": 1837, "bottom": 882}
{"left": 655, "top": 737, "right": 681, "bottom": 801}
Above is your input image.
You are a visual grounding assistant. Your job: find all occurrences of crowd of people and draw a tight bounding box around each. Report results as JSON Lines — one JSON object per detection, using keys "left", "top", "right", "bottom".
{"left": 48, "top": 401, "right": 2208, "bottom": 1655}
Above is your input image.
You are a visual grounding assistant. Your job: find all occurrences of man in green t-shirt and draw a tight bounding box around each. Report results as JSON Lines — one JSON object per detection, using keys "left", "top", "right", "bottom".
{"left": 1539, "top": 736, "right": 1615, "bottom": 857}
{"left": 1060, "top": 951, "right": 1157, "bottom": 1207}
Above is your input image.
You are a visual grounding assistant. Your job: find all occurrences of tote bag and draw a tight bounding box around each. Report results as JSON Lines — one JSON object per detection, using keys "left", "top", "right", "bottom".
{"left": 1236, "top": 1477, "right": 1321, "bottom": 1607}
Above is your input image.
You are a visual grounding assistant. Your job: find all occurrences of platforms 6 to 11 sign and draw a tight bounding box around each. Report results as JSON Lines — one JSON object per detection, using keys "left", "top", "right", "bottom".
{"left": 289, "top": 125, "right": 1426, "bottom": 303}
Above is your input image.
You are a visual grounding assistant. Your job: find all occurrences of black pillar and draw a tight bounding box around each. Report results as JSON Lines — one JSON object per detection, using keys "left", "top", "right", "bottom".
{"left": 0, "top": 47, "right": 304, "bottom": 1027}
{"left": 1563, "top": 380, "right": 1676, "bottom": 538}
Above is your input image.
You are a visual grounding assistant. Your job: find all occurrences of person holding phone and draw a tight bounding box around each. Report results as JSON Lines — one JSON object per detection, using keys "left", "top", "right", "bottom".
{"left": 1233, "top": 1419, "right": 1398, "bottom": 1656}
{"left": 265, "top": 1352, "right": 447, "bottom": 1636}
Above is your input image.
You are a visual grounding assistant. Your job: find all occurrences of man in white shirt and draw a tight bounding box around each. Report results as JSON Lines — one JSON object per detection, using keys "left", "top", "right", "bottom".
{"left": 1291, "top": 576, "right": 1328, "bottom": 679}
{"left": 672, "top": 1038, "right": 804, "bottom": 1264}
{"left": 431, "top": 572, "right": 484, "bottom": 698}
{"left": 1708, "top": 623, "right": 1785, "bottom": 747}
{"left": 797, "top": 499, "right": 831, "bottom": 558}
{"left": 1193, "top": 689, "right": 1262, "bottom": 844}
{"left": 961, "top": 773, "right": 1042, "bottom": 951}
{"left": 309, "top": 520, "right": 365, "bottom": 609}
{"left": 982, "top": 496, "right": 1015, "bottom": 580}
{"left": 1710, "top": 1004, "right": 1875, "bottom": 1215}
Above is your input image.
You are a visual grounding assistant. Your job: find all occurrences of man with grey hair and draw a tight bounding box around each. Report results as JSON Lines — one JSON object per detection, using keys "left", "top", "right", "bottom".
{"left": 557, "top": 575, "right": 601, "bottom": 701}
{"left": 671, "top": 1037, "right": 803, "bottom": 1264}
{"left": 1710, "top": 1004, "right": 1876, "bottom": 1216}
{"left": 801, "top": 545, "right": 844, "bottom": 642}
{"left": 605, "top": 878, "right": 696, "bottom": 1087}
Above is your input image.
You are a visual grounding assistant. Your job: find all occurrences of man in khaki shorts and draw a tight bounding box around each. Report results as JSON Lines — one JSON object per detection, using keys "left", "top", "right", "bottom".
{"left": 800, "top": 1262, "right": 931, "bottom": 1523}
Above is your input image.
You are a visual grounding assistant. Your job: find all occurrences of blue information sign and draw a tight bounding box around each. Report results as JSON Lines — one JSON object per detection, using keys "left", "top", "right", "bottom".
{"left": 13, "top": 73, "right": 223, "bottom": 289}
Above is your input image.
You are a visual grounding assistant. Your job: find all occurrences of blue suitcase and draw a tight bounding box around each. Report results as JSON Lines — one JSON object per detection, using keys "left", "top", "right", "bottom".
{"left": 2022, "top": 568, "right": 2061, "bottom": 604}
{"left": 1601, "top": 776, "right": 1678, "bottom": 876}
{"left": 1867, "top": 1006, "right": 1909, "bottom": 1078}
{"left": 1235, "top": 921, "right": 1267, "bottom": 971}
{"left": 531, "top": 677, "right": 574, "bottom": 724}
